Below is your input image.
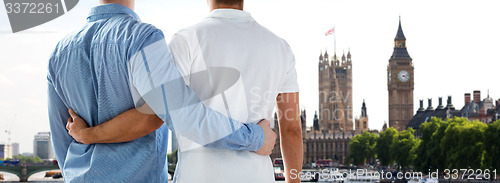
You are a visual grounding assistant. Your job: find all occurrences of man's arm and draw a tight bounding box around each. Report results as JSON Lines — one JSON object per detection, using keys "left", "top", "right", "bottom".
{"left": 276, "top": 92, "right": 303, "bottom": 183}
{"left": 66, "top": 105, "right": 163, "bottom": 144}
{"left": 67, "top": 31, "right": 276, "bottom": 155}
{"left": 48, "top": 80, "right": 73, "bottom": 170}
{"left": 131, "top": 34, "right": 277, "bottom": 154}
{"left": 67, "top": 104, "right": 275, "bottom": 155}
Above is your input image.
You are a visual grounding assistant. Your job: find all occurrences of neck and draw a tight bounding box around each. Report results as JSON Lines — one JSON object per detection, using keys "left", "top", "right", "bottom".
{"left": 210, "top": 4, "right": 243, "bottom": 12}
{"left": 99, "top": 0, "right": 134, "bottom": 10}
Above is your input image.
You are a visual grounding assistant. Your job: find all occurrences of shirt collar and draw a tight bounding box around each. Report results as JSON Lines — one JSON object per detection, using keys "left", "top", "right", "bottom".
{"left": 87, "top": 4, "right": 140, "bottom": 22}
{"left": 208, "top": 9, "right": 254, "bottom": 22}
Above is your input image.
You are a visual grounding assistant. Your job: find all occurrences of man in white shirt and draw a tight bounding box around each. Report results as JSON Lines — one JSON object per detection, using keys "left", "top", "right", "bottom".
{"left": 168, "top": 0, "right": 303, "bottom": 182}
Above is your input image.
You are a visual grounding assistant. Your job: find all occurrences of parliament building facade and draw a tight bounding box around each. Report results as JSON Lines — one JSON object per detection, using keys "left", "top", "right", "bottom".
{"left": 271, "top": 50, "right": 371, "bottom": 166}
{"left": 271, "top": 19, "right": 417, "bottom": 166}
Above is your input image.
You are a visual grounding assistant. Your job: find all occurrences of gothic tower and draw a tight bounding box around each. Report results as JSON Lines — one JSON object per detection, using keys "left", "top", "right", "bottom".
{"left": 318, "top": 49, "right": 353, "bottom": 132}
{"left": 355, "top": 99, "right": 369, "bottom": 133}
{"left": 387, "top": 17, "right": 414, "bottom": 131}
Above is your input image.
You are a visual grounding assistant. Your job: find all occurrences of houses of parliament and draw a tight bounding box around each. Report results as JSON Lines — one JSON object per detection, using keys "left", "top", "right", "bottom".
{"left": 271, "top": 42, "right": 371, "bottom": 165}
{"left": 271, "top": 18, "right": 414, "bottom": 165}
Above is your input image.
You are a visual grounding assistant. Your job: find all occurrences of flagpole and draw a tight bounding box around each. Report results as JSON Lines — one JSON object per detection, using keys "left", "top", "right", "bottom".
{"left": 325, "top": 26, "right": 336, "bottom": 56}
{"left": 334, "top": 26, "right": 336, "bottom": 55}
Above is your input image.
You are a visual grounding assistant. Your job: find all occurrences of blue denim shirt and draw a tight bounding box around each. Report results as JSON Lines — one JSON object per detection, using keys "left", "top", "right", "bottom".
{"left": 47, "top": 4, "right": 264, "bottom": 182}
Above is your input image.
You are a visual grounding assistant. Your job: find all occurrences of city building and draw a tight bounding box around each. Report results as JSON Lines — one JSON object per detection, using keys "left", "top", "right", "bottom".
{"left": 0, "top": 144, "right": 4, "bottom": 159}
{"left": 407, "top": 91, "right": 498, "bottom": 137}
{"left": 318, "top": 49, "right": 353, "bottom": 132}
{"left": 461, "top": 90, "right": 498, "bottom": 124}
{"left": 33, "top": 132, "right": 54, "bottom": 160}
{"left": 270, "top": 110, "right": 354, "bottom": 166}
{"left": 270, "top": 99, "right": 370, "bottom": 166}
{"left": 272, "top": 44, "right": 373, "bottom": 166}
{"left": 388, "top": 17, "right": 415, "bottom": 131}
{"left": 11, "top": 142, "right": 19, "bottom": 156}
{"left": 381, "top": 122, "right": 388, "bottom": 132}
{"left": 407, "top": 96, "right": 460, "bottom": 137}
{"left": 0, "top": 144, "right": 12, "bottom": 159}
{"left": 496, "top": 99, "right": 500, "bottom": 121}
{"left": 302, "top": 124, "right": 353, "bottom": 166}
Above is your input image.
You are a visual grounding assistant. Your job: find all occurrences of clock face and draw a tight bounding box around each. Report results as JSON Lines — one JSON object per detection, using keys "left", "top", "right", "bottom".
{"left": 398, "top": 70, "right": 410, "bottom": 82}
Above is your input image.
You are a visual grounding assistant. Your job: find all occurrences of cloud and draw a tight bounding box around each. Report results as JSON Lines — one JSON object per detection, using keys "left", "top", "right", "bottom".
{"left": 0, "top": 74, "right": 15, "bottom": 86}
{"left": 8, "top": 63, "right": 44, "bottom": 75}
{"left": 21, "top": 98, "right": 44, "bottom": 108}
{"left": 0, "top": 101, "right": 8, "bottom": 108}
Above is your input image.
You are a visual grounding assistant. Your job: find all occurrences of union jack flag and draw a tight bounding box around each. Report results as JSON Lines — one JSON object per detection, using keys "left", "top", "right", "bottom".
{"left": 325, "top": 27, "right": 335, "bottom": 36}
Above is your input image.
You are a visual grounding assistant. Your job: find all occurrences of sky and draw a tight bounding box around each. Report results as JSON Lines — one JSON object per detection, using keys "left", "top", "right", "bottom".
{"left": 1, "top": 0, "right": 499, "bottom": 153}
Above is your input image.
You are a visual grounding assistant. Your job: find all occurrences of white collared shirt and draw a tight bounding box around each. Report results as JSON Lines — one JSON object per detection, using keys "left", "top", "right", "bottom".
{"left": 169, "top": 9, "right": 299, "bottom": 183}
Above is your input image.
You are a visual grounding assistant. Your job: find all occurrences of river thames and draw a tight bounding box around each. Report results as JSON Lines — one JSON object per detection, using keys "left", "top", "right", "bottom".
{"left": 1, "top": 171, "right": 290, "bottom": 182}
{"left": 1, "top": 171, "right": 283, "bottom": 182}
{"left": 1, "top": 171, "right": 360, "bottom": 183}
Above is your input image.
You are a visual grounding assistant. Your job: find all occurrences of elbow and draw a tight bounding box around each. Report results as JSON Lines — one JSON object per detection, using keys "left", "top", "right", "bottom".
{"left": 139, "top": 115, "right": 164, "bottom": 135}
{"left": 281, "top": 124, "right": 303, "bottom": 138}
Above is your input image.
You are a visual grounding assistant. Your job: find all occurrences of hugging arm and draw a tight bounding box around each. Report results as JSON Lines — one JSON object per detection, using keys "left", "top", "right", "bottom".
{"left": 66, "top": 105, "right": 163, "bottom": 144}
{"left": 67, "top": 33, "right": 276, "bottom": 154}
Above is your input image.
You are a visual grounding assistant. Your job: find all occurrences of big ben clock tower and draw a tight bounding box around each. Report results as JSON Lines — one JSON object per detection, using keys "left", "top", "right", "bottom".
{"left": 388, "top": 17, "right": 414, "bottom": 131}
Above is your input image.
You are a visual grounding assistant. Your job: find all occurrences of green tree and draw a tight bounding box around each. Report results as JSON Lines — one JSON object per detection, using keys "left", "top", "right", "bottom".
{"left": 12, "top": 155, "right": 43, "bottom": 164}
{"left": 348, "top": 132, "right": 378, "bottom": 165}
{"left": 167, "top": 149, "right": 178, "bottom": 172}
{"left": 414, "top": 117, "right": 441, "bottom": 172}
{"left": 429, "top": 117, "right": 451, "bottom": 170}
{"left": 441, "top": 118, "right": 486, "bottom": 169}
{"left": 376, "top": 127, "right": 397, "bottom": 166}
{"left": 390, "top": 128, "right": 419, "bottom": 170}
{"left": 167, "top": 149, "right": 178, "bottom": 165}
{"left": 483, "top": 119, "right": 500, "bottom": 169}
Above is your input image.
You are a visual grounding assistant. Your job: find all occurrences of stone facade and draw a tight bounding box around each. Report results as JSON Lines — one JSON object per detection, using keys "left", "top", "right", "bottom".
{"left": 318, "top": 50, "right": 353, "bottom": 132}
{"left": 388, "top": 18, "right": 415, "bottom": 131}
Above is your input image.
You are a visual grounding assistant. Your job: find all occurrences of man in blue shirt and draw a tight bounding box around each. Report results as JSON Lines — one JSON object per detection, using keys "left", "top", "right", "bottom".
{"left": 48, "top": 1, "right": 276, "bottom": 182}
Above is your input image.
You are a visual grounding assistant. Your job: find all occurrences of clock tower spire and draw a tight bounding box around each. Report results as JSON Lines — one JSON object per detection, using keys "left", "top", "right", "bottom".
{"left": 388, "top": 17, "right": 414, "bottom": 131}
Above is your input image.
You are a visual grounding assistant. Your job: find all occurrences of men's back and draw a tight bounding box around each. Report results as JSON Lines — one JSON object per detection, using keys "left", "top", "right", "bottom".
{"left": 47, "top": 4, "right": 168, "bottom": 182}
{"left": 169, "top": 9, "right": 298, "bottom": 183}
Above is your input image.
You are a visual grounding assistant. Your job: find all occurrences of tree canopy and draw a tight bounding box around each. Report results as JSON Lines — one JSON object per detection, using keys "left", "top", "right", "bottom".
{"left": 348, "top": 131, "right": 378, "bottom": 165}
{"left": 347, "top": 117, "right": 499, "bottom": 170}
{"left": 376, "top": 127, "right": 397, "bottom": 166}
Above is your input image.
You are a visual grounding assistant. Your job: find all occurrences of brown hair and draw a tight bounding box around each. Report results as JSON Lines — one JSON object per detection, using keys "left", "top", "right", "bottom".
{"left": 215, "top": 0, "right": 243, "bottom": 5}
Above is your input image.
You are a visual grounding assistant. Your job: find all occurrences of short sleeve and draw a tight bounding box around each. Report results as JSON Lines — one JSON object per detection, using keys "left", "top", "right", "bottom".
{"left": 278, "top": 40, "right": 299, "bottom": 93}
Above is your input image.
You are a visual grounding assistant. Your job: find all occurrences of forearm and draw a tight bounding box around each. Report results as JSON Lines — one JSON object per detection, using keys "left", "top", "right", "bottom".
{"left": 84, "top": 108, "right": 162, "bottom": 144}
{"left": 280, "top": 127, "right": 303, "bottom": 183}
{"left": 204, "top": 122, "right": 264, "bottom": 151}
{"left": 149, "top": 88, "right": 265, "bottom": 151}
{"left": 276, "top": 92, "right": 303, "bottom": 182}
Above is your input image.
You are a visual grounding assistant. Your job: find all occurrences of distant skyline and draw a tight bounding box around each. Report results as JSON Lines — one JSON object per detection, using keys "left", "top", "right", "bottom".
{"left": 1, "top": 0, "right": 499, "bottom": 153}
